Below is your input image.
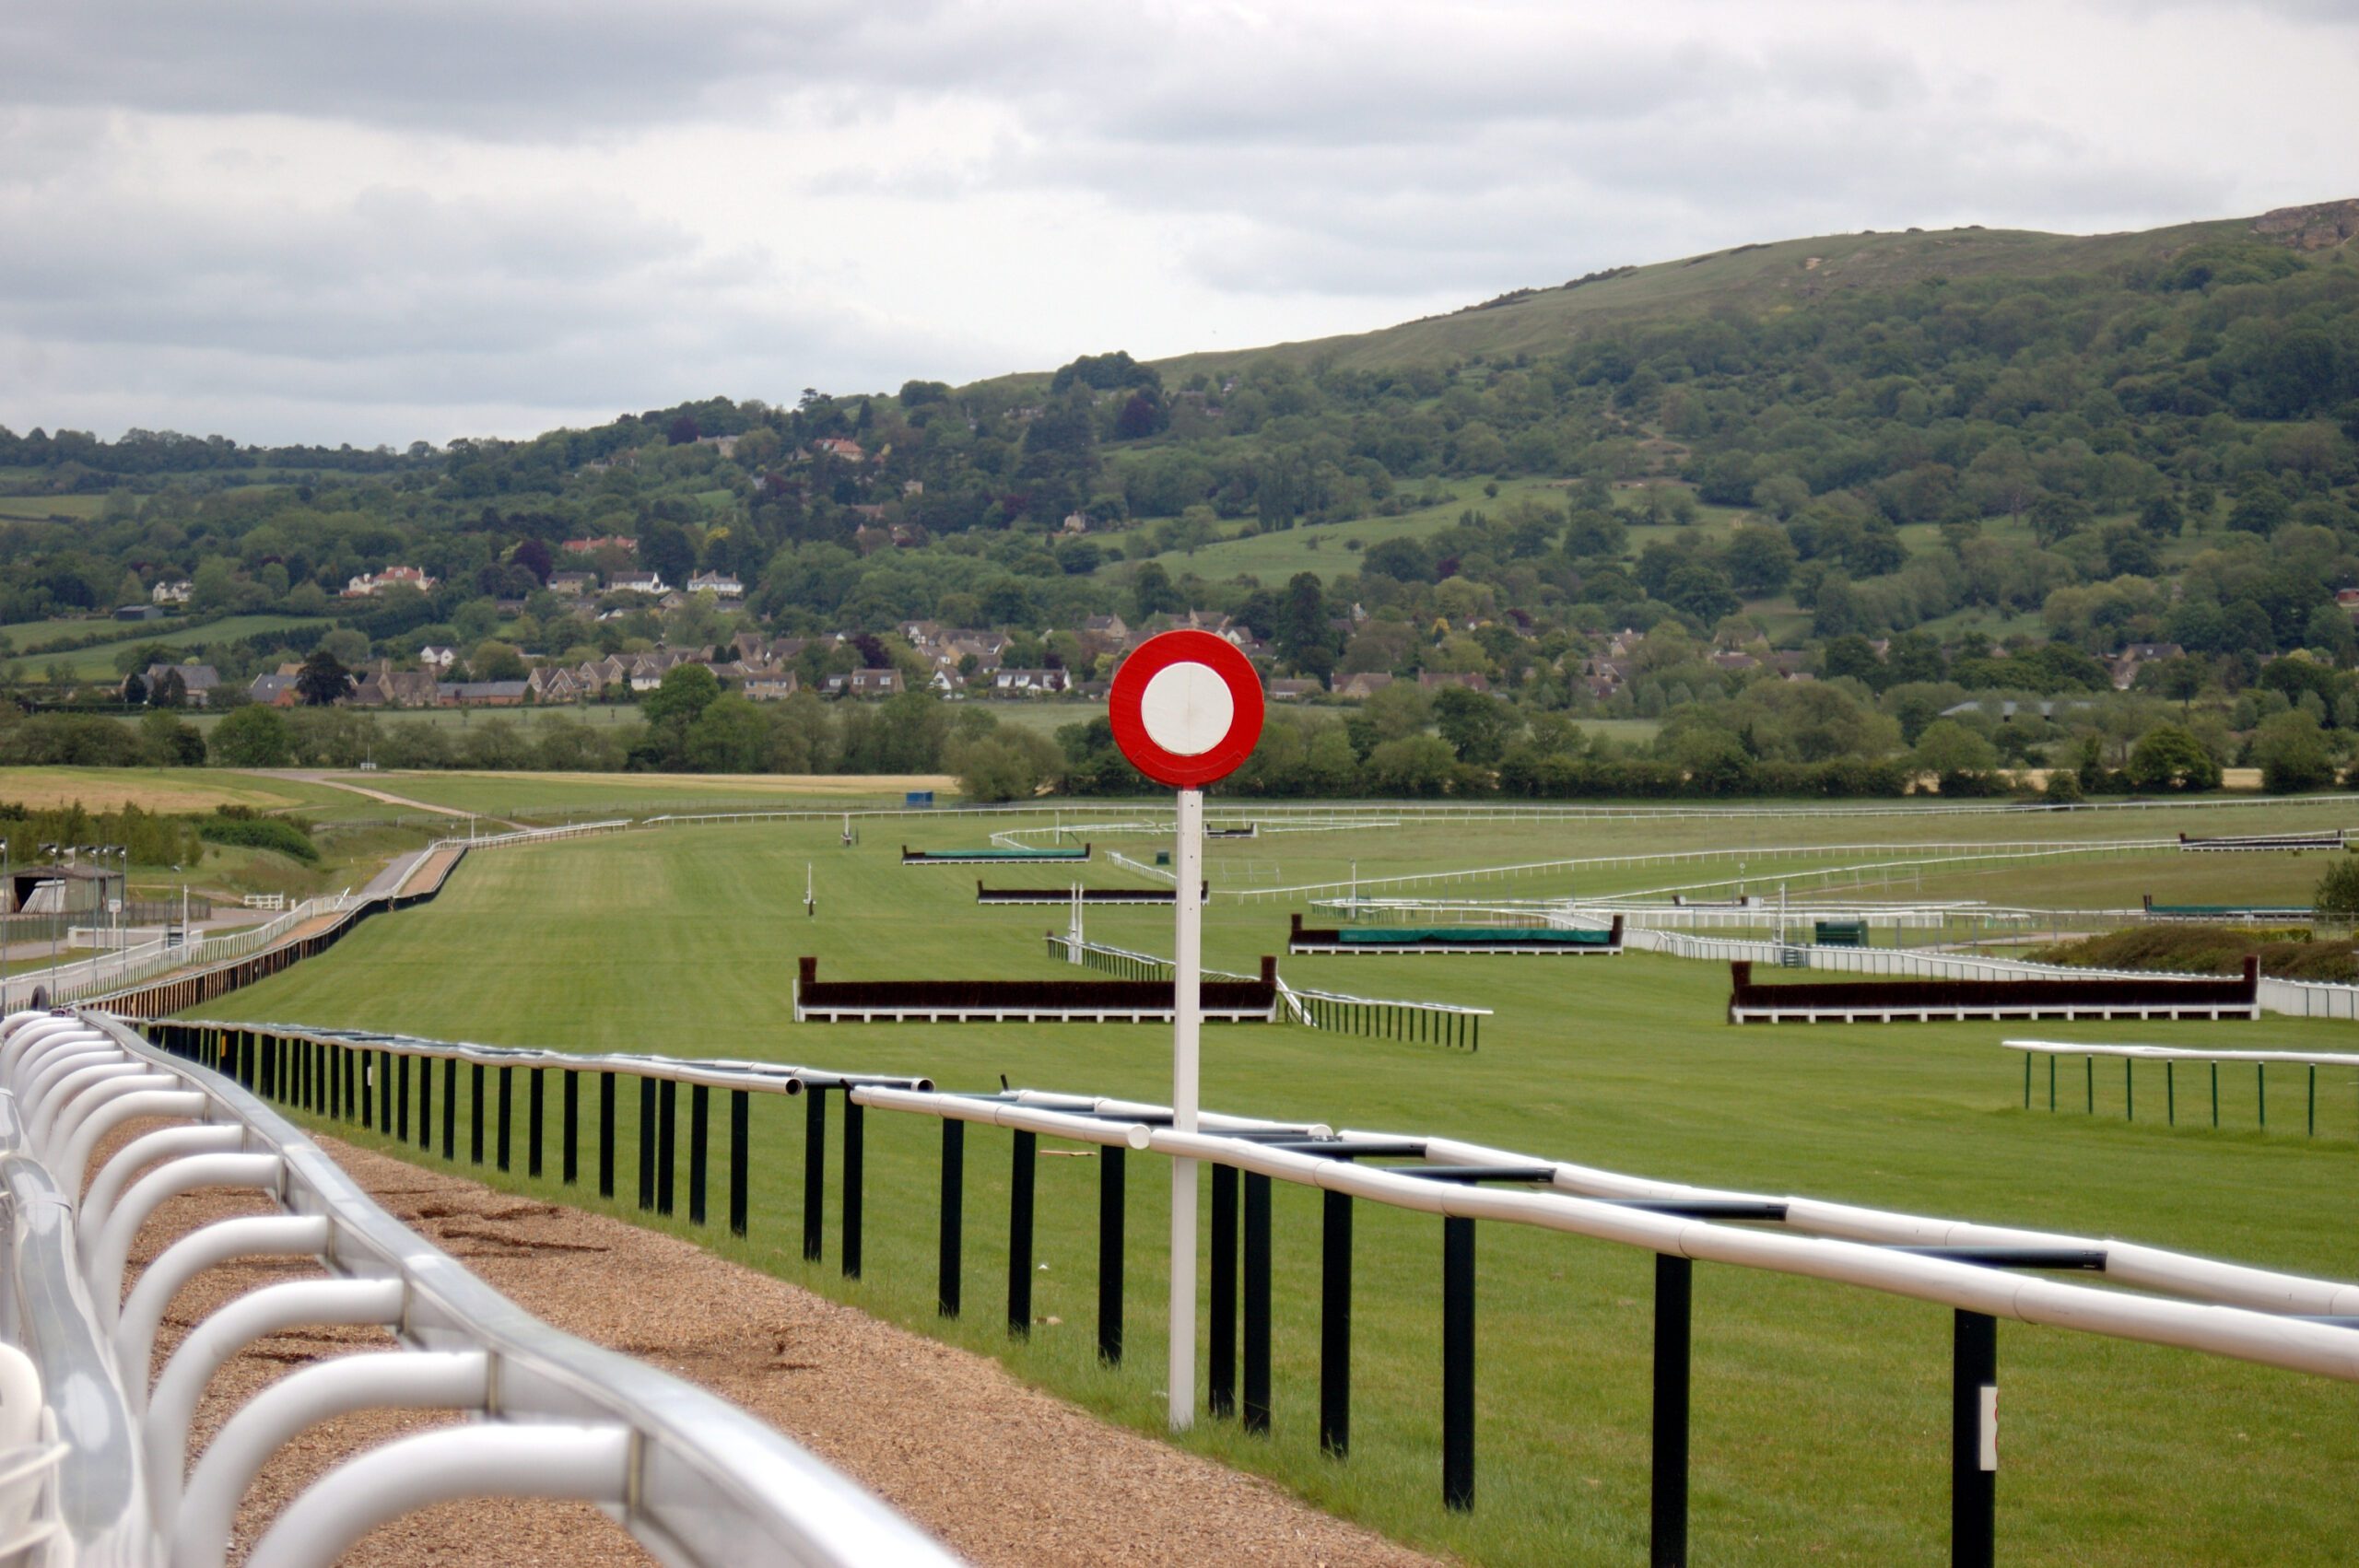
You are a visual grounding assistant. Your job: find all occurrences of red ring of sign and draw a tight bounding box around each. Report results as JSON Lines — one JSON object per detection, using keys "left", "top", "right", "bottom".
{"left": 1109, "top": 630, "right": 1265, "bottom": 789}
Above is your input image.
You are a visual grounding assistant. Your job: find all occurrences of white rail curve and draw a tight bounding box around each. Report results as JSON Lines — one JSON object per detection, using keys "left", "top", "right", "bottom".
{"left": 0, "top": 1009, "right": 962, "bottom": 1568}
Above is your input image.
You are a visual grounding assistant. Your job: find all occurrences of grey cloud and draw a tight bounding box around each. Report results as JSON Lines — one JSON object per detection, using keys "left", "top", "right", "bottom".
{"left": 0, "top": 182, "right": 1018, "bottom": 443}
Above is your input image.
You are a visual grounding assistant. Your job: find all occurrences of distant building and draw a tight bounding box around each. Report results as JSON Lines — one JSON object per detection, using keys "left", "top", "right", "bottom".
{"left": 686, "top": 570, "right": 744, "bottom": 599}
{"left": 249, "top": 673, "right": 300, "bottom": 708}
{"left": 826, "top": 669, "right": 904, "bottom": 698}
{"left": 562, "top": 535, "right": 636, "bottom": 555}
{"left": 991, "top": 668, "right": 1067, "bottom": 696}
{"left": 609, "top": 570, "right": 667, "bottom": 595}
{"left": 342, "top": 566, "right": 436, "bottom": 598}
{"left": 141, "top": 662, "right": 221, "bottom": 708}
{"left": 149, "top": 579, "right": 193, "bottom": 605}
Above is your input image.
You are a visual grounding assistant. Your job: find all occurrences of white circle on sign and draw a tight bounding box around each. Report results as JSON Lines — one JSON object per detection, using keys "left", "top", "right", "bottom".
{"left": 1139, "top": 661, "right": 1233, "bottom": 756}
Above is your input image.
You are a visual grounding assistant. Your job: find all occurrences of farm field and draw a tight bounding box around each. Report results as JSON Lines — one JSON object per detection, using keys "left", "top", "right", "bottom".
{"left": 0, "top": 494, "right": 108, "bottom": 521}
{"left": 197, "top": 809, "right": 2359, "bottom": 1567}
{"left": 10, "top": 614, "right": 325, "bottom": 679}
{"left": 0, "top": 766, "right": 349, "bottom": 815}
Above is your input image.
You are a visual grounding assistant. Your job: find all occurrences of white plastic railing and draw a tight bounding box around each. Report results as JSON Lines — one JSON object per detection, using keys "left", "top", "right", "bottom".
{"left": 848, "top": 1083, "right": 2359, "bottom": 1379}
{"left": 0, "top": 1009, "right": 963, "bottom": 1568}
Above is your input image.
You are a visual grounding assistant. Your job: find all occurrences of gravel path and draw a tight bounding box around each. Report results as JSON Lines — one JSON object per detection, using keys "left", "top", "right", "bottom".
{"left": 115, "top": 1129, "right": 1450, "bottom": 1568}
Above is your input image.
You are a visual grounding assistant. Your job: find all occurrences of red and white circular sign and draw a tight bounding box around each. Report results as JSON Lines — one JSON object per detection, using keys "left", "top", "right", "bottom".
{"left": 1109, "top": 630, "right": 1265, "bottom": 789}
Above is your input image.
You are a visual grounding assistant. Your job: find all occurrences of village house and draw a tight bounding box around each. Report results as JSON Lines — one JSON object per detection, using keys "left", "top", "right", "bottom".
{"left": 686, "top": 570, "right": 744, "bottom": 599}
{"left": 693, "top": 433, "right": 740, "bottom": 459}
{"left": 140, "top": 662, "right": 220, "bottom": 707}
{"left": 992, "top": 668, "right": 1067, "bottom": 696}
{"left": 827, "top": 668, "right": 903, "bottom": 698}
{"left": 547, "top": 569, "right": 598, "bottom": 594}
{"left": 744, "top": 672, "right": 802, "bottom": 701}
{"left": 812, "top": 437, "right": 866, "bottom": 462}
{"left": 150, "top": 579, "right": 193, "bottom": 605}
{"left": 419, "top": 646, "right": 458, "bottom": 672}
{"left": 526, "top": 666, "right": 580, "bottom": 704}
{"left": 1332, "top": 672, "right": 1394, "bottom": 701}
{"left": 342, "top": 566, "right": 436, "bottom": 598}
{"left": 1268, "top": 678, "right": 1321, "bottom": 701}
{"left": 1080, "top": 614, "right": 1130, "bottom": 649}
{"left": 248, "top": 673, "right": 300, "bottom": 707}
{"left": 436, "top": 680, "right": 529, "bottom": 708}
{"left": 1418, "top": 672, "right": 1493, "bottom": 695}
{"left": 562, "top": 535, "right": 636, "bottom": 556}
{"left": 2109, "top": 641, "right": 2187, "bottom": 691}
{"left": 609, "top": 570, "right": 668, "bottom": 595}
{"left": 2339, "top": 586, "right": 2359, "bottom": 618}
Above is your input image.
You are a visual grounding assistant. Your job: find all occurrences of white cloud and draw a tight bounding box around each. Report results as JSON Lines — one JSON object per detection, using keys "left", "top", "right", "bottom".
{"left": 0, "top": 0, "right": 2352, "bottom": 445}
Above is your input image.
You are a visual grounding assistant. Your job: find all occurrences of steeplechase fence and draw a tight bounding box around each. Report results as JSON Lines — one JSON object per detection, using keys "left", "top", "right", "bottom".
{"left": 1726, "top": 957, "right": 2261, "bottom": 1024}
{"left": 1628, "top": 928, "right": 2359, "bottom": 1021}
{"left": 792, "top": 954, "right": 1280, "bottom": 1024}
{"left": 2004, "top": 1038, "right": 2359, "bottom": 1139}
{"left": 1287, "top": 912, "right": 1624, "bottom": 955}
{"left": 2178, "top": 829, "right": 2349, "bottom": 852}
{"left": 901, "top": 845, "right": 1090, "bottom": 865}
{"left": 978, "top": 881, "right": 1203, "bottom": 906}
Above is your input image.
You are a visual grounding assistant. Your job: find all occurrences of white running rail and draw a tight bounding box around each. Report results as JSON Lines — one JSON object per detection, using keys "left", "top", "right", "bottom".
{"left": 0, "top": 1009, "right": 962, "bottom": 1568}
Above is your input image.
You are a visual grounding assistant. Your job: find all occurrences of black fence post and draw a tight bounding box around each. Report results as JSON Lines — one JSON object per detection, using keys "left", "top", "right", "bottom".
{"left": 470, "top": 1062, "right": 486, "bottom": 1165}
{"left": 396, "top": 1053, "right": 410, "bottom": 1142}
{"left": 379, "top": 1050, "right": 393, "bottom": 1135}
{"left": 729, "top": 1089, "right": 750, "bottom": 1237}
{"left": 598, "top": 1072, "right": 616, "bottom": 1199}
{"left": 1243, "top": 1171, "right": 1273, "bottom": 1435}
{"left": 803, "top": 1086, "right": 827, "bottom": 1262}
{"left": 657, "top": 1078, "right": 677, "bottom": 1216}
{"left": 939, "top": 1118, "right": 965, "bottom": 1317}
{"left": 528, "top": 1069, "right": 545, "bottom": 1179}
{"left": 1954, "top": 1310, "right": 1996, "bottom": 1568}
{"left": 417, "top": 1053, "right": 432, "bottom": 1150}
{"left": 688, "top": 1083, "right": 709, "bottom": 1224}
{"left": 1210, "top": 1162, "right": 1238, "bottom": 1417}
{"left": 563, "top": 1071, "right": 581, "bottom": 1186}
{"left": 260, "top": 1033, "right": 276, "bottom": 1100}
{"left": 496, "top": 1066, "right": 513, "bottom": 1172}
{"left": 1320, "top": 1189, "right": 1352, "bottom": 1457}
{"left": 359, "top": 1047, "right": 372, "bottom": 1127}
{"left": 1008, "top": 1129, "right": 1037, "bottom": 1337}
{"left": 638, "top": 1076, "right": 657, "bottom": 1211}
{"left": 841, "top": 1094, "right": 863, "bottom": 1279}
{"left": 1442, "top": 1215, "right": 1476, "bottom": 1512}
{"left": 1098, "top": 1145, "right": 1124, "bottom": 1364}
{"left": 441, "top": 1059, "right": 457, "bottom": 1161}
{"left": 1652, "top": 1255, "right": 1693, "bottom": 1567}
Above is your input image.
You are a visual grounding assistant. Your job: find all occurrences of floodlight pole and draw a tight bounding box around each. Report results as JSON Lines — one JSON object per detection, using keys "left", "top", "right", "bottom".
{"left": 1168, "top": 784, "right": 1204, "bottom": 1430}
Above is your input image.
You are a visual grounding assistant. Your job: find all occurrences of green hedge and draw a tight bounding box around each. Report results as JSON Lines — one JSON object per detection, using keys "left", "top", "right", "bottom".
{"left": 196, "top": 814, "right": 320, "bottom": 863}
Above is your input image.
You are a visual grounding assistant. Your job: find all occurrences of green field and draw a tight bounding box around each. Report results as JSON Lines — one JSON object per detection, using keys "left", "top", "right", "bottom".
{"left": 0, "top": 495, "right": 107, "bottom": 522}
{"left": 310, "top": 767, "right": 951, "bottom": 821}
{"left": 6, "top": 614, "right": 326, "bottom": 679}
{"left": 196, "top": 808, "right": 2359, "bottom": 1567}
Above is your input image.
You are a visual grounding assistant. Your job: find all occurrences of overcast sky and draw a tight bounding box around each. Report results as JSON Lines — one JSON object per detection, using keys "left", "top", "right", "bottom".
{"left": 2, "top": 0, "right": 2353, "bottom": 449}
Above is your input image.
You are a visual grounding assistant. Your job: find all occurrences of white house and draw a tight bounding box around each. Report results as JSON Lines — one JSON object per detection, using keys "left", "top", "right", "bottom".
{"left": 686, "top": 570, "right": 744, "bottom": 599}
{"left": 150, "top": 579, "right": 193, "bottom": 605}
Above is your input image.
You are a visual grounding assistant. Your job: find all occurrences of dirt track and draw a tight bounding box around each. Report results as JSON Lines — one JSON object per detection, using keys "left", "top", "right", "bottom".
{"left": 118, "top": 1131, "right": 1448, "bottom": 1568}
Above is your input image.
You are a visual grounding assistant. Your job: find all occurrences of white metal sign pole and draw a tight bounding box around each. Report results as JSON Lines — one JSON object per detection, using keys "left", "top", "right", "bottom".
{"left": 1168, "top": 783, "right": 1204, "bottom": 1430}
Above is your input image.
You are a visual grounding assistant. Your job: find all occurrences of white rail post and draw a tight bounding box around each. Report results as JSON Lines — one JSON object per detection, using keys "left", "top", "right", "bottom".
{"left": 1170, "top": 785, "right": 1203, "bottom": 1431}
